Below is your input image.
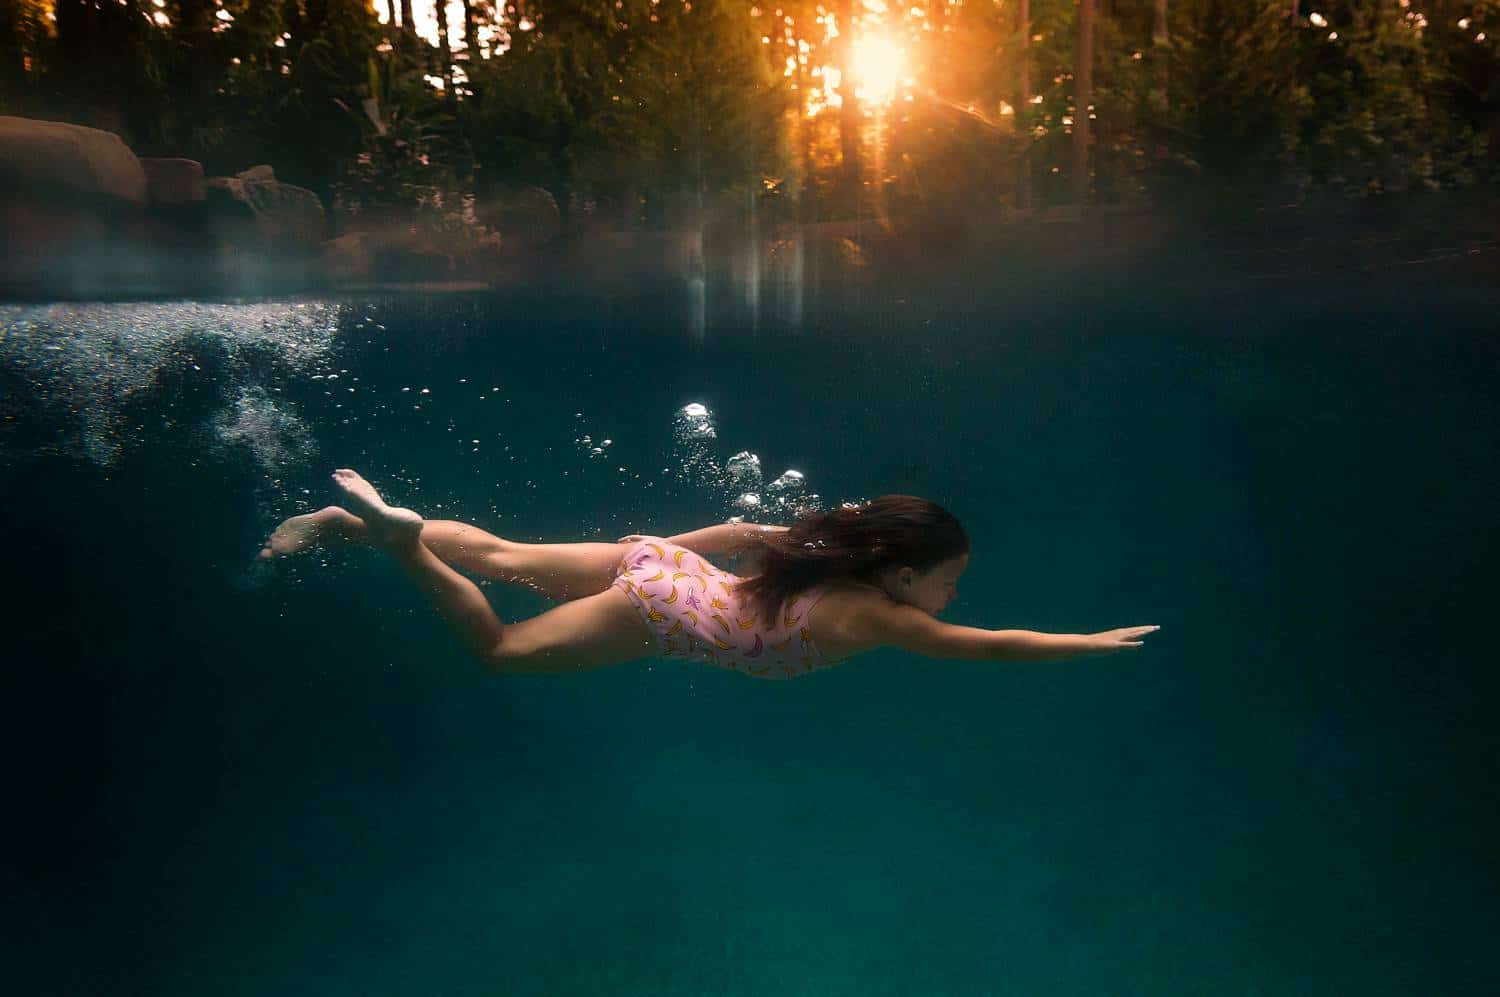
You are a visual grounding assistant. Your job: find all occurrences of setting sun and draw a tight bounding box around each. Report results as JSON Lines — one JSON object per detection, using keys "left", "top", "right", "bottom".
{"left": 850, "top": 34, "right": 907, "bottom": 105}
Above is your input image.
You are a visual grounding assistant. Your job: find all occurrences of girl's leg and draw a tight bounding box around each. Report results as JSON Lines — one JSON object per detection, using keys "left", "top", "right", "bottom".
{"left": 261, "top": 507, "right": 625, "bottom": 600}
{"left": 331, "top": 470, "right": 652, "bottom": 673}
{"left": 261, "top": 507, "right": 508, "bottom": 573}
{"left": 476, "top": 539, "right": 630, "bottom": 601}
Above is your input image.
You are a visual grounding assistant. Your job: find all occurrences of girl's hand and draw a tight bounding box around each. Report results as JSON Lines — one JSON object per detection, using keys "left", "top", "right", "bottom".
{"left": 1088, "top": 626, "right": 1161, "bottom": 653}
{"left": 616, "top": 535, "right": 646, "bottom": 544}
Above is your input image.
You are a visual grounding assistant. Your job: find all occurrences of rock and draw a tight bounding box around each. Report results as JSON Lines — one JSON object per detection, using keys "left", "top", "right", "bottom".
{"left": 477, "top": 184, "right": 561, "bottom": 247}
{"left": 140, "top": 158, "right": 205, "bottom": 204}
{"left": 0, "top": 116, "right": 155, "bottom": 295}
{"left": 0, "top": 115, "right": 147, "bottom": 205}
{"left": 322, "top": 232, "right": 371, "bottom": 281}
{"left": 236, "top": 164, "right": 276, "bottom": 182}
{"left": 205, "top": 173, "right": 325, "bottom": 252}
{"left": 371, "top": 242, "right": 453, "bottom": 282}
{"left": 0, "top": 199, "right": 106, "bottom": 292}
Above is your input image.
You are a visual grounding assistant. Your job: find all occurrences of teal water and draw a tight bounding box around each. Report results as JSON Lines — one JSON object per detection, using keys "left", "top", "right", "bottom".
{"left": 2, "top": 275, "right": 1496, "bottom": 995}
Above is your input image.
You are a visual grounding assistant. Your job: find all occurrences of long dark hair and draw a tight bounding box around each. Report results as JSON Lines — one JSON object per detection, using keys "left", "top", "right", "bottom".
{"left": 732, "top": 495, "right": 969, "bottom": 619}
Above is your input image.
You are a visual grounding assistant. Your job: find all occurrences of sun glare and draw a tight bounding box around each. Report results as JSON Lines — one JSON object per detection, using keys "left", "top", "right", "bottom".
{"left": 850, "top": 35, "right": 906, "bottom": 105}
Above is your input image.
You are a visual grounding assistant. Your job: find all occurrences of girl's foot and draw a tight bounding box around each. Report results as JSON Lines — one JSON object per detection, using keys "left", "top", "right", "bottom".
{"left": 330, "top": 469, "right": 424, "bottom": 551}
{"left": 258, "top": 506, "right": 365, "bottom": 561}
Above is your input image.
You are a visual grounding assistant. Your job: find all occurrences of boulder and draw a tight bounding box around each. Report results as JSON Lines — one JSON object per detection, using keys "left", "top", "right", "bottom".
{"left": 0, "top": 199, "right": 106, "bottom": 291}
{"left": 322, "top": 232, "right": 371, "bottom": 281}
{"left": 0, "top": 116, "right": 155, "bottom": 295}
{"left": 140, "top": 158, "right": 205, "bottom": 204}
{"left": 477, "top": 184, "right": 561, "bottom": 247}
{"left": 371, "top": 242, "right": 453, "bottom": 282}
{"left": 0, "top": 115, "right": 147, "bottom": 205}
{"left": 205, "top": 172, "right": 325, "bottom": 252}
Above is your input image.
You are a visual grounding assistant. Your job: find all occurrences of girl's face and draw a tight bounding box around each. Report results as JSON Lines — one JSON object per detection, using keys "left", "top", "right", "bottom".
{"left": 887, "top": 553, "right": 969, "bottom": 616}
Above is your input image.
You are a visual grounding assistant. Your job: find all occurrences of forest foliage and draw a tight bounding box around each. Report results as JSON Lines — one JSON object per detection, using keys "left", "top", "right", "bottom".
{"left": 2, "top": 0, "right": 1496, "bottom": 226}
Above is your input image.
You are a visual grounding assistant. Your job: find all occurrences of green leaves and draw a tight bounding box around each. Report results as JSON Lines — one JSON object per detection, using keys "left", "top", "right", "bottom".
{"left": 9, "top": 0, "right": 1496, "bottom": 217}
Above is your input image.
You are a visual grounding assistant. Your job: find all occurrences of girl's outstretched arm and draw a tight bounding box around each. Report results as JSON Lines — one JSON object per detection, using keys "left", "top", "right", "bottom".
{"left": 854, "top": 599, "right": 1159, "bottom": 663}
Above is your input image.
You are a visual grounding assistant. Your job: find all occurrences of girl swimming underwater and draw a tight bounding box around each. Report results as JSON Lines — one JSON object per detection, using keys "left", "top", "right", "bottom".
{"left": 260, "top": 469, "right": 1160, "bottom": 678}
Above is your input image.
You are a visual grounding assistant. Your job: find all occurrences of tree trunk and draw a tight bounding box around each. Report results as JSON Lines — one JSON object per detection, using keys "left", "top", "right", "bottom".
{"left": 795, "top": 38, "right": 817, "bottom": 224}
{"left": 461, "top": 0, "right": 480, "bottom": 58}
{"left": 791, "top": 38, "right": 816, "bottom": 326}
{"left": 930, "top": 0, "right": 947, "bottom": 93}
{"left": 176, "top": 0, "right": 217, "bottom": 135}
{"left": 436, "top": 0, "right": 455, "bottom": 103}
{"left": 1015, "top": 0, "right": 1031, "bottom": 211}
{"left": 1153, "top": 0, "right": 1168, "bottom": 114}
{"left": 836, "top": 0, "right": 862, "bottom": 207}
{"left": 1072, "top": 0, "right": 1094, "bottom": 204}
{"left": 401, "top": 0, "right": 416, "bottom": 35}
{"left": 387, "top": 0, "right": 398, "bottom": 28}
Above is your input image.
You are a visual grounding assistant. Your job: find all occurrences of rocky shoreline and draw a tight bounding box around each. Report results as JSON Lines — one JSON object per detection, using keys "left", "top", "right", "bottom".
{"left": 0, "top": 115, "right": 574, "bottom": 299}
{"left": 3, "top": 115, "right": 1496, "bottom": 302}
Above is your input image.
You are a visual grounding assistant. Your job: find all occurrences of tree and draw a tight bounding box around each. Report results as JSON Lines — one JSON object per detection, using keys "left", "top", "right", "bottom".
{"left": 1152, "top": 0, "right": 1167, "bottom": 114}
{"left": 835, "top": 0, "right": 862, "bottom": 203}
{"left": 574, "top": 0, "right": 787, "bottom": 224}
{"left": 1016, "top": 0, "right": 1033, "bottom": 209}
{"left": 1155, "top": 0, "right": 1299, "bottom": 206}
{"left": 435, "top": 0, "right": 454, "bottom": 103}
{"left": 1073, "top": 0, "right": 1094, "bottom": 202}
{"left": 460, "top": 0, "right": 481, "bottom": 58}
{"left": 0, "top": 0, "right": 50, "bottom": 104}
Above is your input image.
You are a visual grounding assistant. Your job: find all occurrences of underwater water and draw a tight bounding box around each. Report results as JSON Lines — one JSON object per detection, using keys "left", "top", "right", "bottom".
{"left": 2, "top": 272, "right": 1496, "bottom": 996}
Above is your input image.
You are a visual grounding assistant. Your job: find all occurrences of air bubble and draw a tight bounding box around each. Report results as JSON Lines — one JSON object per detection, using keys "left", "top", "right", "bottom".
{"left": 726, "top": 451, "right": 762, "bottom": 486}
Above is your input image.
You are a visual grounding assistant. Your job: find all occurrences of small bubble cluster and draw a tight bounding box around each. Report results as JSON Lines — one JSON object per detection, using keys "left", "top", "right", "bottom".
{"left": 668, "top": 401, "right": 821, "bottom": 519}
{"left": 212, "top": 386, "right": 316, "bottom": 471}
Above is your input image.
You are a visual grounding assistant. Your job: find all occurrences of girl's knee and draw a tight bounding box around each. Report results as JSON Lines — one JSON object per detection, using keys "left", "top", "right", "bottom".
{"left": 482, "top": 634, "right": 548, "bottom": 673}
{"left": 465, "top": 530, "right": 513, "bottom": 556}
{"left": 481, "top": 550, "right": 516, "bottom": 579}
{"left": 481, "top": 643, "right": 518, "bottom": 674}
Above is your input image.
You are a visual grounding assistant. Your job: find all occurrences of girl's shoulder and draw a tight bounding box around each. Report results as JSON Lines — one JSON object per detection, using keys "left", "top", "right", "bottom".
{"left": 804, "top": 581, "right": 892, "bottom": 661}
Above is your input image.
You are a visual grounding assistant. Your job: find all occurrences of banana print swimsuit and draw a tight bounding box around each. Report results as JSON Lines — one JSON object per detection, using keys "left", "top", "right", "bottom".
{"left": 612, "top": 537, "right": 845, "bottom": 679}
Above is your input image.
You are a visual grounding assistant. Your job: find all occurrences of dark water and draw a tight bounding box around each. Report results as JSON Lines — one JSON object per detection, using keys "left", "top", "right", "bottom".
{"left": 2, "top": 272, "right": 1496, "bottom": 995}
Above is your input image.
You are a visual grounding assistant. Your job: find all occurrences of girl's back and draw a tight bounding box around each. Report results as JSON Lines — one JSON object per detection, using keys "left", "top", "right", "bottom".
{"left": 613, "top": 536, "right": 859, "bottom": 679}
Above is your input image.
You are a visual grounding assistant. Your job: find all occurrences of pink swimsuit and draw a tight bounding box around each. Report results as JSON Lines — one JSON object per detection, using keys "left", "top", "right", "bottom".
{"left": 612, "top": 537, "right": 842, "bottom": 679}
